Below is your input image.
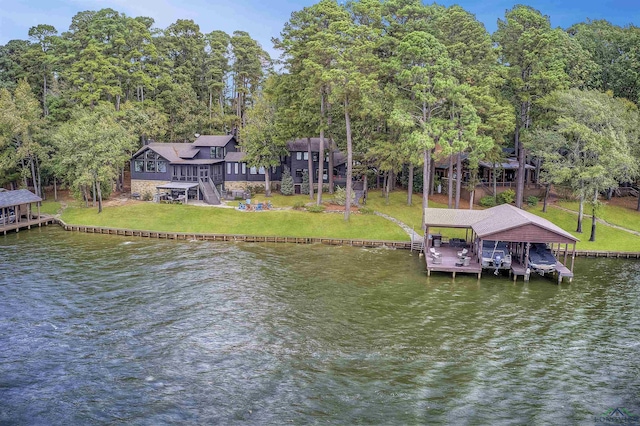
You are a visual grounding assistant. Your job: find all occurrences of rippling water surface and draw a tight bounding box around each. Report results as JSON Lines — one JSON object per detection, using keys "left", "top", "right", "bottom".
{"left": 1, "top": 228, "right": 639, "bottom": 424}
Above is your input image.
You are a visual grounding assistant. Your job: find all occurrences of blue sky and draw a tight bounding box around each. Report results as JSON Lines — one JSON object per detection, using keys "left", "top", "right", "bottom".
{"left": 1, "top": 0, "right": 638, "bottom": 58}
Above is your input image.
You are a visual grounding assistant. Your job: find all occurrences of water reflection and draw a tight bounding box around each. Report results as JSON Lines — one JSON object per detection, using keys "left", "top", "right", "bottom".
{"left": 1, "top": 228, "right": 638, "bottom": 424}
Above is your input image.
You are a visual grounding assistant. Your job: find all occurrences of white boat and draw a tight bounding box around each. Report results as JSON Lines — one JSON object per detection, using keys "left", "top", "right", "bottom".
{"left": 481, "top": 240, "right": 512, "bottom": 271}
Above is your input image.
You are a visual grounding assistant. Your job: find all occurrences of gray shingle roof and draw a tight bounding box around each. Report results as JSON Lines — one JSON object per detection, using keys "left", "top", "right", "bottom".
{"left": 132, "top": 143, "right": 199, "bottom": 163}
{"left": 0, "top": 189, "right": 42, "bottom": 209}
{"left": 225, "top": 151, "right": 246, "bottom": 162}
{"left": 193, "top": 135, "right": 235, "bottom": 147}
{"left": 286, "top": 137, "right": 345, "bottom": 153}
{"left": 423, "top": 208, "right": 493, "bottom": 228}
{"left": 474, "top": 204, "right": 577, "bottom": 241}
{"left": 424, "top": 203, "right": 578, "bottom": 242}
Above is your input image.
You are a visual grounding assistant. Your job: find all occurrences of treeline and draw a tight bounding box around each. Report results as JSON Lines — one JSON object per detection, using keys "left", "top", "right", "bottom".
{"left": 1, "top": 0, "right": 639, "bottom": 225}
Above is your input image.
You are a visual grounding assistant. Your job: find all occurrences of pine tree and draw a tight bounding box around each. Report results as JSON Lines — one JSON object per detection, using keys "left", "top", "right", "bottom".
{"left": 280, "top": 169, "right": 294, "bottom": 195}
{"left": 301, "top": 169, "right": 310, "bottom": 195}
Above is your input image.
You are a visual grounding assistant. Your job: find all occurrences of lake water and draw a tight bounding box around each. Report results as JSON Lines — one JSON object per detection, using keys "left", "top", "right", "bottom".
{"left": 1, "top": 227, "right": 639, "bottom": 424}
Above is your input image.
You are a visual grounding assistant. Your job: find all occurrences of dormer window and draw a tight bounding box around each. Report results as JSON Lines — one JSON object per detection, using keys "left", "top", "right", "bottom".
{"left": 210, "top": 147, "right": 225, "bottom": 159}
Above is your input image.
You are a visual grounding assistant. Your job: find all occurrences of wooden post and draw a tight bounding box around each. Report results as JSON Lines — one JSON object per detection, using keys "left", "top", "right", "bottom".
{"left": 571, "top": 243, "right": 576, "bottom": 273}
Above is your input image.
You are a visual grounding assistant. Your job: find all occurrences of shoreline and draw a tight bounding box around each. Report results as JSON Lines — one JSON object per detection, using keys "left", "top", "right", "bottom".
{"left": 15, "top": 218, "right": 635, "bottom": 258}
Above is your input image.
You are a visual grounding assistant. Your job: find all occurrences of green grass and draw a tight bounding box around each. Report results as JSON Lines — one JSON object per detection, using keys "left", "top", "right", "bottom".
{"left": 558, "top": 200, "right": 640, "bottom": 233}
{"left": 226, "top": 193, "right": 313, "bottom": 208}
{"left": 365, "top": 190, "right": 469, "bottom": 239}
{"left": 527, "top": 206, "right": 640, "bottom": 252}
{"left": 364, "top": 190, "right": 640, "bottom": 251}
{"left": 39, "top": 200, "right": 62, "bottom": 215}
{"left": 60, "top": 202, "right": 409, "bottom": 241}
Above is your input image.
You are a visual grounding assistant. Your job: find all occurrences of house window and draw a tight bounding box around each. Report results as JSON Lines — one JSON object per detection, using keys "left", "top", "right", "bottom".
{"left": 295, "top": 169, "right": 303, "bottom": 178}
{"left": 227, "top": 163, "right": 231, "bottom": 174}
{"left": 258, "top": 166, "right": 265, "bottom": 175}
{"left": 296, "top": 152, "right": 302, "bottom": 160}
{"left": 272, "top": 166, "right": 277, "bottom": 173}
{"left": 250, "top": 167, "right": 257, "bottom": 175}
{"left": 241, "top": 163, "right": 246, "bottom": 174}
{"left": 136, "top": 150, "right": 166, "bottom": 173}
{"left": 210, "top": 147, "right": 225, "bottom": 159}
{"left": 303, "top": 152, "right": 309, "bottom": 160}
{"left": 312, "top": 153, "right": 318, "bottom": 162}
{"left": 234, "top": 163, "right": 239, "bottom": 174}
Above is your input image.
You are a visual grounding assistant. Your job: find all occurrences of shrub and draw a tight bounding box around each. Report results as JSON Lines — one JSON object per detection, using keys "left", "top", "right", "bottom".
{"left": 247, "top": 184, "right": 264, "bottom": 195}
{"left": 301, "top": 169, "right": 310, "bottom": 195}
{"left": 306, "top": 204, "right": 325, "bottom": 213}
{"left": 292, "top": 201, "right": 305, "bottom": 210}
{"left": 479, "top": 195, "right": 497, "bottom": 207}
{"left": 280, "top": 169, "right": 294, "bottom": 196}
{"left": 498, "top": 189, "right": 515, "bottom": 204}
{"left": 526, "top": 195, "right": 539, "bottom": 207}
{"left": 142, "top": 191, "right": 153, "bottom": 201}
{"left": 359, "top": 206, "right": 374, "bottom": 215}
{"left": 332, "top": 186, "right": 355, "bottom": 206}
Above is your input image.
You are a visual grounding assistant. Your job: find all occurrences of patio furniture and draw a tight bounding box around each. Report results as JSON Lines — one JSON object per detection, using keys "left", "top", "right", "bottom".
{"left": 429, "top": 248, "right": 441, "bottom": 258}
{"left": 457, "top": 248, "right": 468, "bottom": 259}
{"left": 256, "top": 202, "right": 263, "bottom": 211}
{"left": 238, "top": 202, "right": 246, "bottom": 210}
{"left": 266, "top": 201, "right": 272, "bottom": 210}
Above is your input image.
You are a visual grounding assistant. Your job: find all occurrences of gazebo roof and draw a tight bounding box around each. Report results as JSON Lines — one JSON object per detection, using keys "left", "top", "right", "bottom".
{"left": 0, "top": 189, "right": 42, "bottom": 209}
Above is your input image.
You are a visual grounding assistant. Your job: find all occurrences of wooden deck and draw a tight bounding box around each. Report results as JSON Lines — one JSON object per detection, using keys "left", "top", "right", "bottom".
{"left": 0, "top": 216, "right": 56, "bottom": 235}
{"left": 510, "top": 259, "right": 574, "bottom": 284}
{"left": 425, "top": 245, "right": 482, "bottom": 278}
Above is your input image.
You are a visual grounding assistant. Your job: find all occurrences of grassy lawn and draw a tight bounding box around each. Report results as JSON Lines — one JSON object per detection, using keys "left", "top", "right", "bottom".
{"left": 57, "top": 190, "right": 640, "bottom": 251}
{"left": 365, "top": 190, "right": 469, "bottom": 240}
{"left": 527, "top": 206, "right": 640, "bottom": 252}
{"left": 364, "top": 190, "right": 640, "bottom": 251}
{"left": 60, "top": 202, "right": 409, "bottom": 241}
{"left": 226, "top": 193, "right": 313, "bottom": 208}
{"left": 557, "top": 200, "right": 640, "bottom": 233}
{"left": 39, "top": 200, "right": 62, "bottom": 215}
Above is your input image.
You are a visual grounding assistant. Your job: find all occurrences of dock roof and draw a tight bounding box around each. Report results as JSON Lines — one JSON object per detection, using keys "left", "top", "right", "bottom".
{"left": 424, "top": 204, "right": 578, "bottom": 243}
{"left": 0, "top": 189, "right": 42, "bottom": 209}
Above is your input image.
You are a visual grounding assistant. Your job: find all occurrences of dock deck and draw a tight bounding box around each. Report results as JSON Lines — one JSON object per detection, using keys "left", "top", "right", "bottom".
{"left": 510, "top": 260, "right": 574, "bottom": 283}
{"left": 425, "top": 245, "right": 482, "bottom": 278}
{"left": 0, "top": 216, "right": 56, "bottom": 235}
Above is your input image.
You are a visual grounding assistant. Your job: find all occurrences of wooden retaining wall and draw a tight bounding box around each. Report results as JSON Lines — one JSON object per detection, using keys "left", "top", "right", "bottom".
{"left": 574, "top": 251, "right": 640, "bottom": 259}
{"left": 55, "top": 219, "right": 412, "bottom": 249}
{"left": 14, "top": 219, "right": 640, "bottom": 258}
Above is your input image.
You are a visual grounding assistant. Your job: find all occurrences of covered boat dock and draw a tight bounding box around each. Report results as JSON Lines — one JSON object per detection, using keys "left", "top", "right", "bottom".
{"left": 0, "top": 189, "right": 51, "bottom": 235}
{"left": 424, "top": 204, "right": 579, "bottom": 283}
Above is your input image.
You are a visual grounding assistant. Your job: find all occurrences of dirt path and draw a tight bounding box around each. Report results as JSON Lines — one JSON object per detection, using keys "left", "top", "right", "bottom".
{"left": 549, "top": 205, "right": 640, "bottom": 237}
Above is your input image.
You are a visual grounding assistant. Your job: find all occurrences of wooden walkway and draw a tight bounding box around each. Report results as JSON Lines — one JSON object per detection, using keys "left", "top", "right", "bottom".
{"left": 0, "top": 216, "right": 56, "bottom": 235}
{"left": 425, "top": 245, "right": 482, "bottom": 278}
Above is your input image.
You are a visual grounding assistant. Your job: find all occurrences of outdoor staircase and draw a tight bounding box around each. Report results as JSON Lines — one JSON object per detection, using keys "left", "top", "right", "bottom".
{"left": 411, "top": 240, "right": 424, "bottom": 252}
{"left": 198, "top": 178, "right": 221, "bottom": 205}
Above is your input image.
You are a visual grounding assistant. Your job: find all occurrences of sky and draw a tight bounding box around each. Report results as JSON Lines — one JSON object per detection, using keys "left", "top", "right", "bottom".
{"left": 1, "top": 0, "right": 639, "bottom": 59}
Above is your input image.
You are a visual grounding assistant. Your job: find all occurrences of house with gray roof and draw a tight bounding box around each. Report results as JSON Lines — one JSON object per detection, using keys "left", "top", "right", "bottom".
{"left": 130, "top": 135, "right": 352, "bottom": 200}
